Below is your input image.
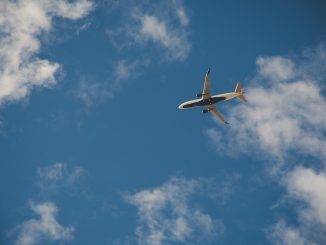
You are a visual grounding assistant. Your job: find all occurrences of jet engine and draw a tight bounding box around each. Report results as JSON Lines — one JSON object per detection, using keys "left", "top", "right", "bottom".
{"left": 196, "top": 93, "right": 202, "bottom": 98}
{"left": 202, "top": 109, "right": 209, "bottom": 114}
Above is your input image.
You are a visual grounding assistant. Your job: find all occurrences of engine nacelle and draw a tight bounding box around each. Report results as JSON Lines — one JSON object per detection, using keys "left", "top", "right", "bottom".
{"left": 203, "top": 109, "right": 209, "bottom": 114}
{"left": 197, "top": 93, "right": 202, "bottom": 98}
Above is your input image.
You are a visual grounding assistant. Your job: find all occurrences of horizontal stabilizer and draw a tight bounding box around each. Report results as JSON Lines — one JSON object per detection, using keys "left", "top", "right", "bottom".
{"left": 235, "top": 82, "right": 247, "bottom": 102}
{"left": 237, "top": 94, "right": 247, "bottom": 102}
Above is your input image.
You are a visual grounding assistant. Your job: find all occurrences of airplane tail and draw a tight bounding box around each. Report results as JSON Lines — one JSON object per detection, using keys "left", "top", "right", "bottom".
{"left": 235, "top": 82, "right": 247, "bottom": 102}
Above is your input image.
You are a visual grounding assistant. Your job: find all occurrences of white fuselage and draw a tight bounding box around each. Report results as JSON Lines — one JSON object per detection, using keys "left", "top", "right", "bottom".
{"left": 178, "top": 92, "right": 240, "bottom": 109}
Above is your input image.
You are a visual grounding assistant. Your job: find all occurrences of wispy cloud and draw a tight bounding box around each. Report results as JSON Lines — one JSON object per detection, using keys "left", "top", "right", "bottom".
{"left": 14, "top": 202, "right": 74, "bottom": 245}
{"left": 75, "top": 77, "right": 114, "bottom": 109}
{"left": 125, "top": 177, "right": 222, "bottom": 245}
{"left": 172, "top": 0, "right": 189, "bottom": 26}
{"left": 37, "top": 162, "right": 84, "bottom": 184}
{"left": 106, "top": 0, "right": 191, "bottom": 61}
{"left": 205, "top": 44, "right": 326, "bottom": 244}
{"left": 36, "top": 162, "right": 86, "bottom": 197}
{"left": 75, "top": 58, "right": 149, "bottom": 108}
{"left": 114, "top": 59, "right": 149, "bottom": 82}
{"left": 0, "top": 0, "right": 92, "bottom": 107}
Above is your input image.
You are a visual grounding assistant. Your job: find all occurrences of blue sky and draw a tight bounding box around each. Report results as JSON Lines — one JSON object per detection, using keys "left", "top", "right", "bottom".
{"left": 1, "top": 0, "right": 326, "bottom": 244}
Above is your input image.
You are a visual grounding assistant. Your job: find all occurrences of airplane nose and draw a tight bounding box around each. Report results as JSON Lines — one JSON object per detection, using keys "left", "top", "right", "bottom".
{"left": 178, "top": 104, "right": 184, "bottom": 109}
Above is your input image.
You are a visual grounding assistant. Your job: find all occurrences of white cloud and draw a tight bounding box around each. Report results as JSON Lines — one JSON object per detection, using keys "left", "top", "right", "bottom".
{"left": 136, "top": 14, "right": 191, "bottom": 61}
{"left": 256, "top": 56, "right": 295, "bottom": 81}
{"left": 177, "top": 9, "right": 189, "bottom": 26}
{"left": 169, "top": 0, "right": 189, "bottom": 26}
{"left": 126, "top": 177, "right": 220, "bottom": 245}
{"left": 0, "top": 0, "right": 92, "bottom": 106}
{"left": 140, "top": 15, "right": 169, "bottom": 44}
{"left": 15, "top": 202, "right": 74, "bottom": 245}
{"left": 286, "top": 167, "right": 326, "bottom": 225}
{"left": 269, "top": 220, "right": 311, "bottom": 245}
{"left": 106, "top": 0, "right": 191, "bottom": 61}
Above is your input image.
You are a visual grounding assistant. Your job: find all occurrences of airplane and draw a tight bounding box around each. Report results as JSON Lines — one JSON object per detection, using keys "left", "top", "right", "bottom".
{"left": 178, "top": 68, "right": 247, "bottom": 124}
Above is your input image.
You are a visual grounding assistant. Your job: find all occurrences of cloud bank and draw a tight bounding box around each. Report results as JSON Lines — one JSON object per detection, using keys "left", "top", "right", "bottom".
{"left": 206, "top": 47, "right": 326, "bottom": 165}
{"left": 0, "top": 0, "right": 92, "bottom": 106}
{"left": 205, "top": 44, "right": 326, "bottom": 244}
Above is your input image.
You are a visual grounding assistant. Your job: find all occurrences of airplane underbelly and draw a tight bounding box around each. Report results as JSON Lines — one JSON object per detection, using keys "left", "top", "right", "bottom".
{"left": 200, "top": 97, "right": 226, "bottom": 105}
{"left": 180, "top": 97, "right": 226, "bottom": 109}
{"left": 186, "top": 97, "right": 226, "bottom": 107}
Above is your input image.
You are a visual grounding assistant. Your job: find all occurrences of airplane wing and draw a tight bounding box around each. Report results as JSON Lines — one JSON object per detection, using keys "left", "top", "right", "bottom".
{"left": 207, "top": 105, "right": 230, "bottom": 124}
{"left": 202, "top": 68, "right": 211, "bottom": 100}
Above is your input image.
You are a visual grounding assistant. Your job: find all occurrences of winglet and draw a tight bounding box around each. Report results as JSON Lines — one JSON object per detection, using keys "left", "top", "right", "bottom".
{"left": 207, "top": 67, "right": 210, "bottom": 75}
